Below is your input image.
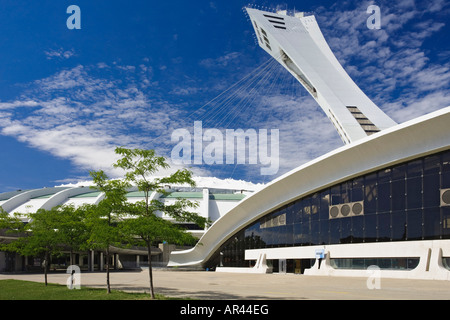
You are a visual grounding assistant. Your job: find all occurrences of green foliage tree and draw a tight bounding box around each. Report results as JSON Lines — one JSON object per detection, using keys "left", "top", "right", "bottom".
{"left": 0, "top": 208, "right": 26, "bottom": 256}
{"left": 56, "top": 204, "right": 90, "bottom": 266}
{"left": 87, "top": 170, "right": 131, "bottom": 294}
{"left": 0, "top": 205, "right": 90, "bottom": 286}
{"left": 112, "top": 147, "right": 210, "bottom": 299}
{"left": 13, "top": 208, "right": 64, "bottom": 286}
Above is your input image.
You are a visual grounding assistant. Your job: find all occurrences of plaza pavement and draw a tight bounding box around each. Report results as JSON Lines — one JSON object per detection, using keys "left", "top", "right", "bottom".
{"left": 1, "top": 269, "right": 450, "bottom": 300}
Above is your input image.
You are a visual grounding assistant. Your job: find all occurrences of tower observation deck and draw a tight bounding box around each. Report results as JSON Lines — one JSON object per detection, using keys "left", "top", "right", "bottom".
{"left": 246, "top": 8, "right": 397, "bottom": 144}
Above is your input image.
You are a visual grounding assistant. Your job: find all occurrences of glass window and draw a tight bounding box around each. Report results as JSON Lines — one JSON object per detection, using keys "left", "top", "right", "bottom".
{"left": 292, "top": 201, "right": 302, "bottom": 224}
{"left": 423, "top": 173, "right": 440, "bottom": 208}
{"left": 392, "top": 164, "right": 406, "bottom": 181}
{"left": 319, "top": 190, "right": 330, "bottom": 220}
{"left": 211, "top": 149, "right": 450, "bottom": 269}
{"left": 352, "top": 216, "right": 364, "bottom": 243}
{"left": 406, "top": 177, "right": 422, "bottom": 209}
{"left": 276, "top": 225, "right": 287, "bottom": 247}
{"left": 302, "top": 220, "right": 311, "bottom": 245}
{"left": 442, "top": 151, "right": 450, "bottom": 188}
{"left": 377, "top": 213, "right": 391, "bottom": 241}
{"left": 364, "top": 214, "right": 377, "bottom": 242}
{"left": 378, "top": 182, "right": 391, "bottom": 213}
{"left": 442, "top": 207, "right": 450, "bottom": 239}
{"left": 392, "top": 178, "right": 406, "bottom": 211}
{"left": 407, "top": 159, "right": 423, "bottom": 178}
{"left": 302, "top": 197, "right": 311, "bottom": 218}
{"left": 378, "top": 168, "right": 391, "bottom": 183}
{"left": 330, "top": 185, "right": 341, "bottom": 205}
{"left": 407, "top": 209, "right": 423, "bottom": 240}
{"left": 329, "top": 219, "right": 340, "bottom": 244}
{"left": 311, "top": 193, "right": 320, "bottom": 221}
{"left": 293, "top": 223, "right": 302, "bottom": 246}
{"left": 286, "top": 203, "right": 295, "bottom": 225}
{"left": 311, "top": 220, "right": 320, "bottom": 245}
{"left": 340, "top": 218, "right": 352, "bottom": 243}
{"left": 423, "top": 155, "right": 440, "bottom": 175}
{"left": 245, "top": 224, "right": 258, "bottom": 249}
{"left": 319, "top": 220, "right": 329, "bottom": 244}
{"left": 352, "top": 178, "right": 364, "bottom": 202}
{"left": 364, "top": 173, "right": 377, "bottom": 213}
{"left": 341, "top": 182, "right": 351, "bottom": 204}
{"left": 285, "top": 224, "right": 294, "bottom": 246}
{"left": 423, "top": 207, "right": 441, "bottom": 240}
{"left": 391, "top": 210, "right": 406, "bottom": 241}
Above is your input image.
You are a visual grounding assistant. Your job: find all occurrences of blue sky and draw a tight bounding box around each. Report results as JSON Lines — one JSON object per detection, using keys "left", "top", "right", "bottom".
{"left": 0, "top": 0, "right": 449, "bottom": 192}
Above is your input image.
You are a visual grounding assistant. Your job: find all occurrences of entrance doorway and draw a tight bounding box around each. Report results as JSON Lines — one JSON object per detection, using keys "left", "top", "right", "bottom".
{"left": 270, "top": 259, "right": 312, "bottom": 274}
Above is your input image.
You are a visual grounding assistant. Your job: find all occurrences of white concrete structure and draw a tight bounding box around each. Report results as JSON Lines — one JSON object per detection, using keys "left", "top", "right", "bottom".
{"left": 169, "top": 107, "right": 450, "bottom": 280}
{"left": 0, "top": 178, "right": 259, "bottom": 272}
{"left": 0, "top": 178, "right": 258, "bottom": 238}
{"left": 168, "top": 9, "right": 450, "bottom": 281}
{"left": 247, "top": 8, "right": 396, "bottom": 144}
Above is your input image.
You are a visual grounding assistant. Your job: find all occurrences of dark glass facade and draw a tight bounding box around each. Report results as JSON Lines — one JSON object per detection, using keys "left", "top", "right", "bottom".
{"left": 207, "top": 149, "right": 450, "bottom": 269}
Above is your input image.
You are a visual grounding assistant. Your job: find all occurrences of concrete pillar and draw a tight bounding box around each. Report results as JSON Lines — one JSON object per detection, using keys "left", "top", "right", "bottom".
{"left": 100, "top": 252, "right": 104, "bottom": 271}
{"left": 202, "top": 188, "right": 210, "bottom": 228}
{"left": 159, "top": 243, "right": 176, "bottom": 265}
{"left": 89, "top": 250, "right": 94, "bottom": 272}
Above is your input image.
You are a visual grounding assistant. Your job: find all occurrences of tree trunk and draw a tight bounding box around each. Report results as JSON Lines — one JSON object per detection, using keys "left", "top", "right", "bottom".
{"left": 147, "top": 242, "right": 155, "bottom": 299}
{"left": 106, "top": 248, "right": 111, "bottom": 294}
{"left": 44, "top": 251, "right": 49, "bottom": 286}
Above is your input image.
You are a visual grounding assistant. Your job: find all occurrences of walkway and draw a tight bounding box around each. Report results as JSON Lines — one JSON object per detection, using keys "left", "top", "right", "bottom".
{"left": 1, "top": 269, "right": 450, "bottom": 300}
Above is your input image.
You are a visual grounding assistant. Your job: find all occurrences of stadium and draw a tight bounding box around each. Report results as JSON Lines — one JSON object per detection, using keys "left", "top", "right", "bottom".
{"left": 0, "top": 178, "right": 259, "bottom": 272}
{"left": 167, "top": 8, "right": 450, "bottom": 280}
{"left": 1, "top": 7, "right": 449, "bottom": 282}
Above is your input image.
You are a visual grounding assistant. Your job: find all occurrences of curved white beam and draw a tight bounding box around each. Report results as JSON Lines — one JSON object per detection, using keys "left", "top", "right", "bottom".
{"left": 169, "top": 107, "right": 450, "bottom": 267}
{"left": 0, "top": 187, "right": 69, "bottom": 214}
{"left": 40, "top": 187, "right": 100, "bottom": 211}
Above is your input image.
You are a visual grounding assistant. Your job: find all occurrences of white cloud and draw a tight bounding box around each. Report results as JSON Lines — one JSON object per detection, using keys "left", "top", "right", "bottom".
{"left": 0, "top": 63, "right": 195, "bottom": 180}
{"left": 1, "top": 0, "right": 448, "bottom": 186}
{"left": 44, "top": 48, "right": 76, "bottom": 60}
{"left": 315, "top": 0, "right": 450, "bottom": 125}
{"left": 199, "top": 52, "right": 242, "bottom": 68}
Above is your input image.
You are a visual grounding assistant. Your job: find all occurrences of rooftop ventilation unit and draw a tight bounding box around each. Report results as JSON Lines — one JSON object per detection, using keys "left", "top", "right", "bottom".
{"left": 329, "top": 201, "right": 364, "bottom": 219}
{"left": 441, "top": 189, "right": 450, "bottom": 206}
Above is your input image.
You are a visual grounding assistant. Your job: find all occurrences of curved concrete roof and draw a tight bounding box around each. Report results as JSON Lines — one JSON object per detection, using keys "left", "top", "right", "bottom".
{"left": 169, "top": 106, "right": 450, "bottom": 267}
{"left": 0, "top": 184, "right": 250, "bottom": 235}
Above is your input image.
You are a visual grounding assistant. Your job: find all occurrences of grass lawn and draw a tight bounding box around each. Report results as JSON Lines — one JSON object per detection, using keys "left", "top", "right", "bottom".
{"left": 0, "top": 279, "right": 179, "bottom": 300}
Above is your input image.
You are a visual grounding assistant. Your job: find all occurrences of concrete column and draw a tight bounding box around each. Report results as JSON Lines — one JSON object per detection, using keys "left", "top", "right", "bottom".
{"left": 100, "top": 252, "right": 104, "bottom": 271}
{"left": 159, "top": 243, "right": 176, "bottom": 265}
{"left": 202, "top": 188, "right": 210, "bottom": 228}
{"left": 89, "top": 250, "right": 94, "bottom": 272}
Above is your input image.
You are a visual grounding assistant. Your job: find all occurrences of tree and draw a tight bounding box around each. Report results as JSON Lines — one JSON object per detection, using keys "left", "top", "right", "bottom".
{"left": 112, "top": 147, "right": 209, "bottom": 299}
{"left": 0, "top": 208, "right": 26, "bottom": 269}
{"left": 87, "top": 170, "right": 130, "bottom": 294}
{"left": 56, "top": 204, "right": 89, "bottom": 266}
{"left": 1, "top": 205, "right": 90, "bottom": 285}
{"left": 14, "top": 208, "right": 64, "bottom": 286}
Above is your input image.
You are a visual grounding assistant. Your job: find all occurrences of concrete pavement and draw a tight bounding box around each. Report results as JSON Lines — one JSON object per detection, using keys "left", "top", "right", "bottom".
{"left": 1, "top": 269, "right": 450, "bottom": 300}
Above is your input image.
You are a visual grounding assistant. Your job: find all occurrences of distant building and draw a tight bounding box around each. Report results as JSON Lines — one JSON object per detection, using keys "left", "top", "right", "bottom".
{"left": 0, "top": 178, "right": 259, "bottom": 272}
